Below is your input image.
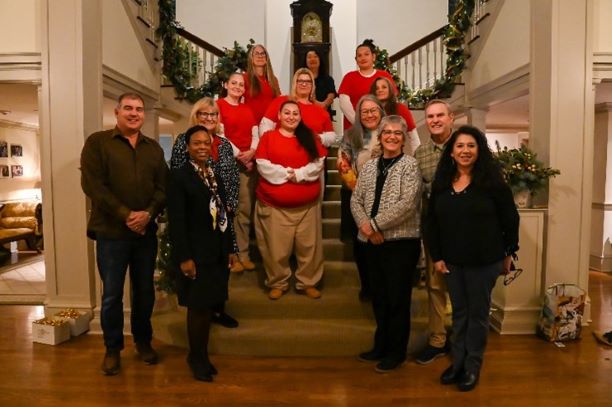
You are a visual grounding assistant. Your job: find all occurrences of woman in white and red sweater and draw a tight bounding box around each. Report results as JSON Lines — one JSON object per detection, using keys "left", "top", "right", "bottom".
{"left": 254, "top": 100, "right": 327, "bottom": 301}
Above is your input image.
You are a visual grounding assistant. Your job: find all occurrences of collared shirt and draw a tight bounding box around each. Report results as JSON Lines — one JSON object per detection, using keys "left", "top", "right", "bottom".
{"left": 414, "top": 136, "right": 448, "bottom": 199}
{"left": 80, "top": 127, "right": 168, "bottom": 239}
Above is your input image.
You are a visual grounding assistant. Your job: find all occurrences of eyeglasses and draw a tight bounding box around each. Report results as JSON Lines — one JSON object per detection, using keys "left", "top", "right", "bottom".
{"left": 381, "top": 130, "right": 404, "bottom": 137}
{"left": 253, "top": 51, "right": 267, "bottom": 57}
{"left": 360, "top": 108, "right": 380, "bottom": 116}
{"left": 503, "top": 262, "right": 523, "bottom": 286}
{"left": 296, "top": 79, "right": 312, "bottom": 85}
{"left": 196, "top": 111, "right": 218, "bottom": 118}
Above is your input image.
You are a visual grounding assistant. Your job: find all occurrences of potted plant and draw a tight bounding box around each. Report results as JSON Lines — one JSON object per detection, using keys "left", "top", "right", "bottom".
{"left": 494, "top": 142, "right": 560, "bottom": 208}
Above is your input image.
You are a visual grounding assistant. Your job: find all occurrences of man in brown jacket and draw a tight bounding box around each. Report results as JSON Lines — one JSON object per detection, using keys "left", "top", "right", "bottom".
{"left": 81, "top": 93, "right": 168, "bottom": 376}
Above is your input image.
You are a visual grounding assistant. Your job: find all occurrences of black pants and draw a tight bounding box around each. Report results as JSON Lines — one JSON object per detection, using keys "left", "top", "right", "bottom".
{"left": 341, "top": 187, "right": 370, "bottom": 295}
{"left": 445, "top": 261, "right": 502, "bottom": 374}
{"left": 366, "top": 238, "right": 421, "bottom": 361}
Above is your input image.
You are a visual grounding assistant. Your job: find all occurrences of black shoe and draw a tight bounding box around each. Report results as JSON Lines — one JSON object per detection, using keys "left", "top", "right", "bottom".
{"left": 101, "top": 349, "right": 120, "bottom": 376}
{"left": 206, "top": 360, "right": 218, "bottom": 375}
{"left": 440, "top": 365, "right": 463, "bottom": 385}
{"left": 135, "top": 342, "right": 159, "bottom": 365}
{"left": 357, "top": 349, "right": 385, "bottom": 363}
{"left": 187, "top": 354, "right": 213, "bottom": 382}
{"left": 375, "top": 358, "right": 405, "bottom": 373}
{"left": 458, "top": 371, "right": 479, "bottom": 392}
{"left": 212, "top": 312, "right": 239, "bottom": 329}
{"left": 415, "top": 344, "right": 448, "bottom": 365}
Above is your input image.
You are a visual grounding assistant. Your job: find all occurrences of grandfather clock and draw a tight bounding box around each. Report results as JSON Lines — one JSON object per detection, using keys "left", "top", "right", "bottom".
{"left": 290, "top": 0, "right": 333, "bottom": 73}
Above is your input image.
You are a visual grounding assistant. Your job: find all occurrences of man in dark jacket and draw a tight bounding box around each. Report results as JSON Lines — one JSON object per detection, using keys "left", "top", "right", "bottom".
{"left": 81, "top": 92, "right": 168, "bottom": 376}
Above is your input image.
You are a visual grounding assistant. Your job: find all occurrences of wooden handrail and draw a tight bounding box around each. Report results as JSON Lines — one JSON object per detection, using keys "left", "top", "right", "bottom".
{"left": 176, "top": 27, "right": 224, "bottom": 57}
{"left": 389, "top": 26, "right": 447, "bottom": 64}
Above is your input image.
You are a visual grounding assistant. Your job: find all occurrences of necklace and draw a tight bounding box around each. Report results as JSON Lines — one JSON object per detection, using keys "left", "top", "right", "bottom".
{"left": 378, "top": 155, "right": 402, "bottom": 177}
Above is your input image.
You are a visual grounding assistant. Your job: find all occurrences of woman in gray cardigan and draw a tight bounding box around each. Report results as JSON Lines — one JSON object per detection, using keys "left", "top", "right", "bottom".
{"left": 351, "top": 115, "right": 422, "bottom": 373}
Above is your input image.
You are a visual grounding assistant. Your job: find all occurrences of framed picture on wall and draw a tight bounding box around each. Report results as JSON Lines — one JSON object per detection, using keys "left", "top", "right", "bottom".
{"left": 0, "top": 165, "right": 8, "bottom": 178}
{"left": 11, "top": 165, "right": 23, "bottom": 177}
{"left": 10, "top": 144, "right": 23, "bottom": 157}
{"left": 0, "top": 141, "right": 7, "bottom": 158}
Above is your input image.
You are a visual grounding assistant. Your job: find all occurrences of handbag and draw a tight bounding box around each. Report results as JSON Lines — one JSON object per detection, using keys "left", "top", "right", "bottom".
{"left": 537, "top": 283, "right": 586, "bottom": 342}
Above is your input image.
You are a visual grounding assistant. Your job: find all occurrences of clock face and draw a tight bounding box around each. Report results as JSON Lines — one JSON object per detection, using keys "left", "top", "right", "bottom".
{"left": 301, "top": 12, "right": 322, "bottom": 43}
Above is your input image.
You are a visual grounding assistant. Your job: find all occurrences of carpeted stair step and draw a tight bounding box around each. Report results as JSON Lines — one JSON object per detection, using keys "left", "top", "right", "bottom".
{"left": 323, "top": 238, "right": 353, "bottom": 261}
{"left": 324, "top": 185, "right": 341, "bottom": 200}
{"left": 322, "top": 200, "right": 341, "bottom": 219}
{"left": 326, "top": 169, "right": 341, "bottom": 185}
{"left": 322, "top": 219, "right": 340, "bottom": 239}
{"left": 153, "top": 288, "right": 431, "bottom": 357}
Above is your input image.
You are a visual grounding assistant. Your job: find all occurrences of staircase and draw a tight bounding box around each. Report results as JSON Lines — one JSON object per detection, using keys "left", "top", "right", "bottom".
{"left": 152, "top": 150, "right": 430, "bottom": 357}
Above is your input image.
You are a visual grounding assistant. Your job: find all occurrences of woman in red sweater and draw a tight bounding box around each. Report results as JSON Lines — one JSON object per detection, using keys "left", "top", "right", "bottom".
{"left": 260, "top": 68, "right": 336, "bottom": 147}
{"left": 243, "top": 44, "right": 281, "bottom": 125}
{"left": 217, "top": 72, "right": 259, "bottom": 273}
{"left": 254, "top": 100, "right": 327, "bottom": 300}
{"left": 338, "top": 39, "right": 397, "bottom": 130}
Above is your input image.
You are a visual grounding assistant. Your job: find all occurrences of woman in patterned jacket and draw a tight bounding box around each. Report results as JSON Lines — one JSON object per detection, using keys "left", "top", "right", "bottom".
{"left": 351, "top": 115, "right": 422, "bottom": 374}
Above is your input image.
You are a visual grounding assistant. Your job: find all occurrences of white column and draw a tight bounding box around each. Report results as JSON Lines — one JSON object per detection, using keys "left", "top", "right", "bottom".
{"left": 590, "top": 102, "right": 612, "bottom": 272}
{"left": 530, "top": 0, "right": 594, "bottom": 294}
{"left": 466, "top": 107, "right": 488, "bottom": 131}
{"left": 142, "top": 107, "right": 160, "bottom": 141}
{"left": 39, "top": 0, "right": 102, "bottom": 315}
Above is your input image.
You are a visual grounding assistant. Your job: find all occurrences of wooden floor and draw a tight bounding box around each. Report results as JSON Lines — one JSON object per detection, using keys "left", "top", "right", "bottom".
{"left": 1, "top": 272, "right": 611, "bottom": 407}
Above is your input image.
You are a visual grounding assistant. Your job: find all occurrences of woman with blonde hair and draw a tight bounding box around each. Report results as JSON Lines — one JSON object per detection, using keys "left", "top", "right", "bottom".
{"left": 170, "top": 97, "right": 240, "bottom": 329}
{"left": 260, "top": 68, "right": 336, "bottom": 147}
{"left": 243, "top": 44, "right": 281, "bottom": 125}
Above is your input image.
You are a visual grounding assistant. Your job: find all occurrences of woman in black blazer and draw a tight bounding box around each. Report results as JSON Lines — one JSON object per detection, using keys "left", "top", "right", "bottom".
{"left": 167, "top": 125, "right": 233, "bottom": 382}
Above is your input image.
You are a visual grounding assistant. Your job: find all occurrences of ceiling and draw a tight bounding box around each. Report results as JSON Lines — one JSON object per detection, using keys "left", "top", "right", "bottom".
{"left": 0, "top": 83, "right": 38, "bottom": 126}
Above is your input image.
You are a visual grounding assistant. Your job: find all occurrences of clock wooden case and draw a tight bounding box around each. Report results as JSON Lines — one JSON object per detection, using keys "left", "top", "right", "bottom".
{"left": 290, "top": 0, "right": 333, "bottom": 74}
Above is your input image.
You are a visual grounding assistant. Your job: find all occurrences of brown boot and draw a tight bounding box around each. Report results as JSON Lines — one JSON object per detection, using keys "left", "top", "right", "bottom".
{"left": 101, "top": 349, "right": 120, "bottom": 376}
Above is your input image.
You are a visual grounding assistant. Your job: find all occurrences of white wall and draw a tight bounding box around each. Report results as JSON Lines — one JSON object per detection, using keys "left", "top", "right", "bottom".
{"left": 593, "top": 0, "right": 612, "bottom": 53}
{"left": 469, "top": 0, "right": 530, "bottom": 91}
{"left": 486, "top": 131, "right": 524, "bottom": 151}
{"left": 102, "top": 0, "right": 159, "bottom": 92}
{"left": 356, "top": 0, "right": 447, "bottom": 55}
{"left": 0, "top": 0, "right": 40, "bottom": 54}
{"left": 0, "top": 122, "right": 41, "bottom": 202}
{"left": 177, "top": 0, "right": 266, "bottom": 49}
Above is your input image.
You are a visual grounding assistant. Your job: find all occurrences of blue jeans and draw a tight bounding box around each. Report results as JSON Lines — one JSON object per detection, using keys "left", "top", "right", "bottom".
{"left": 96, "top": 234, "right": 157, "bottom": 350}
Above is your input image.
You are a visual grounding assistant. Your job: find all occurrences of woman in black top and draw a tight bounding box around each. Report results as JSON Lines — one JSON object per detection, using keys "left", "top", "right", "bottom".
{"left": 167, "top": 125, "right": 233, "bottom": 382}
{"left": 426, "top": 125, "right": 519, "bottom": 391}
{"left": 303, "top": 49, "right": 336, "bottom": 119}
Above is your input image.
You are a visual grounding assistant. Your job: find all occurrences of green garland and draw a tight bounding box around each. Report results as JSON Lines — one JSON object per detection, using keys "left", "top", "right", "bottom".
{"left": 373, "top": 0, "right": 474, "bottom": 108}
{"left": 157, "top": 0, "right": 254, "bottom": 102}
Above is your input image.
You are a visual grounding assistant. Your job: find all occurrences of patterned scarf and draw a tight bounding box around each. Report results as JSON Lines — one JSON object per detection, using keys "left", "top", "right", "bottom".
{"left": 190, "top": 160, "right": 228, "bottom": 232}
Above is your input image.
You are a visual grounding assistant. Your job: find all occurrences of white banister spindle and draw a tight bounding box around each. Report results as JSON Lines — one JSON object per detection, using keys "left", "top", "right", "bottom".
{"left": 410, "top": 53, "right": 416, "bottom": 89}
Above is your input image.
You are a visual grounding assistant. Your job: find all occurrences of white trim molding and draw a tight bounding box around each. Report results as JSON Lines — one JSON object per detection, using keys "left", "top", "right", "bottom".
{"left": 468, "top": 64, "right": 530, "bottom": 108}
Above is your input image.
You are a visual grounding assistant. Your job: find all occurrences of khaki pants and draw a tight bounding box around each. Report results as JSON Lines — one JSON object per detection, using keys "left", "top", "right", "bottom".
{"left": 235, "top": 170, "right": 257, "bottom": 262}
{"left": 254, "top": 199, "right": 324, "bottom": 290}
{"left": 425, "top": 250, "right": 449, "bottom": 348}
